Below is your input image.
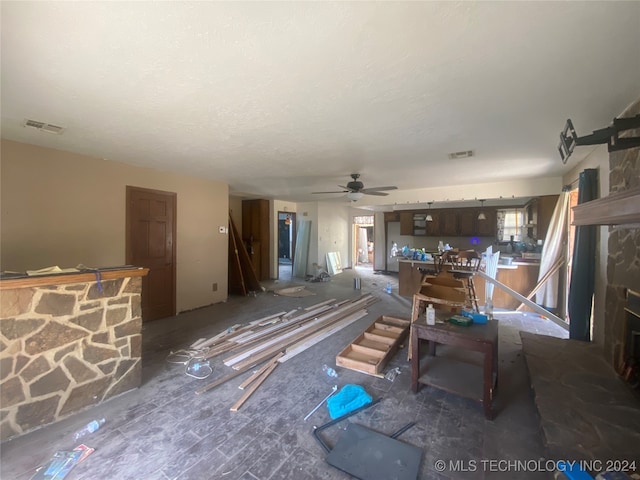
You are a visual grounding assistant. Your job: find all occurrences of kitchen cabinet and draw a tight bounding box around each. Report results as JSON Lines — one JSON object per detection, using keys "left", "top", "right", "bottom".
{"left": 440, "top": 210, "right": 459, "bottom": 236}
{"left": 399, "top": 211, "right": 441, "bottom": 236}
{"left": 425, "top": 211, "right": 440, "bottom": 235}
{"left": 400, "top": 212, "right": 414, "bottom": 235}
{"left": 476, "top": 208, "right": 497, "bottom": 237}
{"left": 388, "top": 207, "right": 497, "bottom": 237}
{"left": 458, "top": 210, "right": 476, "bottom": 236}
{"left": 384, "top": 211, "right": 400, "bottom": 222}
{"left": 525, "top": 195, "right": 558, "bottom": 241}
{"left": 537, "top": 195, "right": 558, "bottom": 241}
{"left": 460, "top": 208, "right": 497, "bottom": 237}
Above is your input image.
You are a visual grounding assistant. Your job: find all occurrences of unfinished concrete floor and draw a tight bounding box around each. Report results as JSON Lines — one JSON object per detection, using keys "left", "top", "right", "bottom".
{"left": 1, "top": 266, "right": 569, "bottom": 480}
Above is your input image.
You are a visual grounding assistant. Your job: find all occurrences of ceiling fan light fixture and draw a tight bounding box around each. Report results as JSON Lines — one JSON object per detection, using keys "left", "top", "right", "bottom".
{"left": 347, "top": 191, "right": 364, "bottom": 201}
{"left": 312, "top": 174, "right": 397, "bottom": 200}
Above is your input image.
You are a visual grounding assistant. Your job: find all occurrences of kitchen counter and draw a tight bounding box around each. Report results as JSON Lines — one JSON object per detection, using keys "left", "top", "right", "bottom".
{"left": 475, "top": 262, "right": 541, "bottom": 310}
{"left": 397, "top": 258, "right": 437, "bottom": 266}
{"left": 398, "top": 257, "right": 541, "bottom": 309}
{"left": 495, "top": 261, "right": 540, "bottom": 270}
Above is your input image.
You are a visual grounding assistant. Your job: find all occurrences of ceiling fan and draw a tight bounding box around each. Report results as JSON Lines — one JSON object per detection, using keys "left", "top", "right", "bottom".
{"left": 312, "top": 174, "right": 398, "bottom": 201}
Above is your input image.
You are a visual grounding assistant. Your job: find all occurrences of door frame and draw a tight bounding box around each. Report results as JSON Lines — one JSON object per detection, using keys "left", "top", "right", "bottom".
{"left": 277, "top": 211, "right": 296, "bottom": 279}
{"left": 352, "top": 215, "right": 375, "bottom": 269}
{"left": 125, "top": 185, "right": 177, "bottom": 320}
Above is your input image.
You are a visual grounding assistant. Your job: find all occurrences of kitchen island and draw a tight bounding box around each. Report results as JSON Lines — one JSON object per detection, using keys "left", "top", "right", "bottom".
{"left": 398, "top": 257, "right": 541, "bottom": 310}
{"left": 398, "top": 258, "right": 439, "bottom": 297}
{"left": 474, "top": 261, "right": 541, "bottom": 310}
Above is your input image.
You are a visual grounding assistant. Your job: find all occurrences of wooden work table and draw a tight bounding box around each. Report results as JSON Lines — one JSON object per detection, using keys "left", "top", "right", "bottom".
{"left": 411, "top": 315, "right": 499, "bottom": 419}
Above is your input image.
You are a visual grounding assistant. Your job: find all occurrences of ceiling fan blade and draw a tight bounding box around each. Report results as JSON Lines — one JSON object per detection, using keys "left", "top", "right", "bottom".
{"left": 363, "top": 191, "right": 390, "bottom": 196}
{"left": 361, "top": 186, "right": 397, "bottom": 193}
{"left": 312, "top": 190, "right": 349, "bottom": 194}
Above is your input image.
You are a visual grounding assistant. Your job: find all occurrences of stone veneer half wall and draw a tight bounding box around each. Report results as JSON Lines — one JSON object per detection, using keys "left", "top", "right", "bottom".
{"left": 605, "top": 98, "right": 640, "bottom": 370}
{"left": 0, "top": 269, "right": 147, "bottom": 441}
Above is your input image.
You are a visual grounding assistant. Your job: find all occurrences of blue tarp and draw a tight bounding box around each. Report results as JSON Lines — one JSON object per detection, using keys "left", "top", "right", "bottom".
{"left": 327, "top": 384, "right": 372, "bottom": 419}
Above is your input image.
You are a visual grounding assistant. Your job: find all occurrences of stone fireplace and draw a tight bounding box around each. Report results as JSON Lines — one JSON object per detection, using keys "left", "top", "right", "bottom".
{"left": 0, "top": 268, "right": 147, "bottom": 441}
{"left": 620, "top": 289, "right": 640, "bottom": 387}
{"left": 604, "top": 98, "right": 640, "bottom": 373}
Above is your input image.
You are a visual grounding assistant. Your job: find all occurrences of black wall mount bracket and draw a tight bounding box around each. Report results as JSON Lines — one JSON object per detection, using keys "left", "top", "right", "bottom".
{"left": 558, "top": 114, "right": 640, "bottom": 164}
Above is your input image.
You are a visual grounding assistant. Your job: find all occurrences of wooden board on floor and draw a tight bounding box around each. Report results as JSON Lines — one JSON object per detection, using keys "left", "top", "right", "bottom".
{"left": 230, "top": 354, "right": 280, "bottom": 412}
{"left": 336, "top": 315, "right": 410, "bottom": 375}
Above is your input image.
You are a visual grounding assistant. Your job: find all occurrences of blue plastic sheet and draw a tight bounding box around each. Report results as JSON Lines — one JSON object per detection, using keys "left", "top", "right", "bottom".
{"left": 327, "top": 384, "right": 372, "bottom": 419}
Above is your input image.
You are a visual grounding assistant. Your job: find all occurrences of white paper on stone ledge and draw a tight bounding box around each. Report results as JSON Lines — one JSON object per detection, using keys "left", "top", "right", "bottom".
{"left": 26, "top": 266, "right": 81, "bottom": 276}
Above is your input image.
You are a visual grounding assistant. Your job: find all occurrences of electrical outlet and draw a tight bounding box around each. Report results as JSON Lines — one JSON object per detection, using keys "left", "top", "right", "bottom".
{"left": 212, "top": 282, "right": 218, "bottom": 292}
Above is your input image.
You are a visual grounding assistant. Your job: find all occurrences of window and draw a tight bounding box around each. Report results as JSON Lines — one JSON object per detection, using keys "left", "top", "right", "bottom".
{"left": 497, "top": 208, "right": 525, "bottom": 242}
{"left": 353, "top": 215, "right": 374, "bottom": 225}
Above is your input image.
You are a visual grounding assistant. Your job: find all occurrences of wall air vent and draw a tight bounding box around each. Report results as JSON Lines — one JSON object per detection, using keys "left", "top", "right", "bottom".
{"left": 448, "top": 150, "right": 474, "bottom": 160}
{"left": 23, "top": 119, "right": 65, "bottom": 135}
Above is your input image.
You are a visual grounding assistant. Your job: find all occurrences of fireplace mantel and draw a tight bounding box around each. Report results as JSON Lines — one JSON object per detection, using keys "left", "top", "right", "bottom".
{"left": 572, "top": 186, "right": 640, "bottom": 226}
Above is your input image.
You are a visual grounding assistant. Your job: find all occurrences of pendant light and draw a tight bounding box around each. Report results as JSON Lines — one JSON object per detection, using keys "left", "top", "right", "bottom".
{"left": 478, "top": 199, "right": 486, "bottom": 220}
{"left": 426, "top": 202, "right": 433, "bottom": 222}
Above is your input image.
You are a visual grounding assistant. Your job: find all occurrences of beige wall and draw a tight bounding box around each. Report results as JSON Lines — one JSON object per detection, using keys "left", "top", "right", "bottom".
{"left": 318, "top": 203, "right": 350, "bottom": 271}
{"left": 229, "top": 196, "right": 243, "bottom": 237}
{"left": 0, "top": 140, "right": 229, "bottom": 313}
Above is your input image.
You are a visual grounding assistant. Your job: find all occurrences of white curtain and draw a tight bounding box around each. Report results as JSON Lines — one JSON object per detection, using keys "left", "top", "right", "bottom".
{"left": 535, "top": 192, "right": 570, "bottom": 308}
{"left": 358, "top": 227, "right": 368, "bottom": 263}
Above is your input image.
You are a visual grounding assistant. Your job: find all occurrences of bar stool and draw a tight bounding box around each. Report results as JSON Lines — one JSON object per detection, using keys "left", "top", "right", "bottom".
{"left": 449, "top": 250, "right": 481, "bottom": 312}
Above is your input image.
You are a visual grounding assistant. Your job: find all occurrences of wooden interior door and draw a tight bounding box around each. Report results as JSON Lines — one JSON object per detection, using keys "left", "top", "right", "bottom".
{"left": 126, "top": 186, "right": 176, "bottom": 321}
{"left": 242, "top": 199, "right": 270, "bottom": 281}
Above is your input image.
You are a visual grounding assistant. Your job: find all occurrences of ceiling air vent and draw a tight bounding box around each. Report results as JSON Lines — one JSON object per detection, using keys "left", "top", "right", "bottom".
{"left": 448, "top": 150, "right": 474, "bottom": 160}
{"left": 23, "top": 119, "right": 65, "bottom": 135}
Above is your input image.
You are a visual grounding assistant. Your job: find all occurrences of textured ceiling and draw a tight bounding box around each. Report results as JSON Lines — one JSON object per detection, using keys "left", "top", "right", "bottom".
{"left": 2, "top": 2, "right": 639, "bottom": 206}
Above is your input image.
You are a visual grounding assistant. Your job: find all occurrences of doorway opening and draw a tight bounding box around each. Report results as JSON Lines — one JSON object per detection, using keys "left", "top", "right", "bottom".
{"left": 353, "top": 215, "right": 375, "bottom": 270}
{"left": 278, "top": 211, "right": 296, "bottom": 281}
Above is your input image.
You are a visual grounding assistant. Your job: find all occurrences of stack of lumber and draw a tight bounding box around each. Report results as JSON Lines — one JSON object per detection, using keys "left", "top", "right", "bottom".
{"left": 192, "top": 294, "right": 378, "bottom": 410}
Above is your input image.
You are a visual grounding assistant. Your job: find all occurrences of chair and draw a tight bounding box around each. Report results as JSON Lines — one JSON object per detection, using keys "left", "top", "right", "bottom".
{"left": 416, "top": 249, "right": 457, "bottom": 291}
{"left": 449, "top": 250, "right": 482, "bottom": 312}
